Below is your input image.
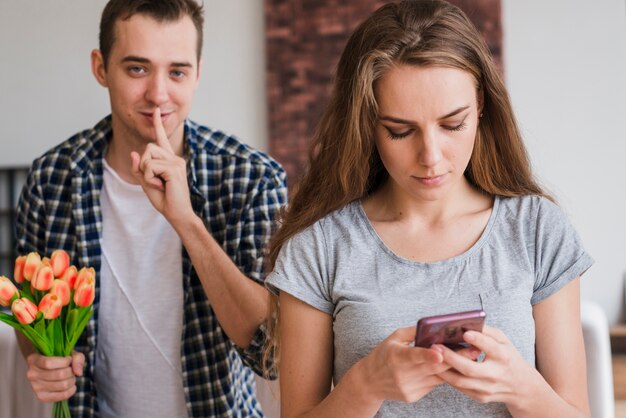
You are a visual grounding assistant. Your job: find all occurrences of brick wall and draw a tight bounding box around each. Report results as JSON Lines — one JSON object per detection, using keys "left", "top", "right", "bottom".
{"left": 265, "top": 0, "right": 502, "bottom": 188}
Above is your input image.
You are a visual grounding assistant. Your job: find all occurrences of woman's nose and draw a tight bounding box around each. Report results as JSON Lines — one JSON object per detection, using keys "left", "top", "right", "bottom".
{"left": 418, "top": 128, "right": 443, "bottom": 167}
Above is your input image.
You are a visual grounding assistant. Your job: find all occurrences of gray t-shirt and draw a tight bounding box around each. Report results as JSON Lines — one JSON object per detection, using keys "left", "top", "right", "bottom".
{"left": 266, "top": 195, "right": 593, "bottom": 417}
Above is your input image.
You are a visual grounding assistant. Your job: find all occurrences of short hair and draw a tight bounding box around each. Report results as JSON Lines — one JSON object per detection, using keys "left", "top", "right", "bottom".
{"left": 99, "top": 0, "right": 204, "bottom": 69}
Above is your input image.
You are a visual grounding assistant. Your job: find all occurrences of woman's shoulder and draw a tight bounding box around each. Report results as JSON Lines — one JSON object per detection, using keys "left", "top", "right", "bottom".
{"left": 494, "top": 194, "right": 574, "bottom": 243}
{"left": 497, "top": 194, "right": 562, "bottom": 219}
{"left": 289, "top": 201, "right": 365, "bottom": 244}
{"left": 318, "top": 201, "right": 365, "bottom": 233}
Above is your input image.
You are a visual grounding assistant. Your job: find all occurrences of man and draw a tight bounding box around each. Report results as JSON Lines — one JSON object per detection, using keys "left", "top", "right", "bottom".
{"left": 15, "top": 0, "right": 287, "bottom": 417}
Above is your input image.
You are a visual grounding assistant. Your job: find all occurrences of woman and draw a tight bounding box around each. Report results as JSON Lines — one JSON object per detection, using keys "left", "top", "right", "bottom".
{"left": 265, "top": 1, "right": 592, "bottom": 416}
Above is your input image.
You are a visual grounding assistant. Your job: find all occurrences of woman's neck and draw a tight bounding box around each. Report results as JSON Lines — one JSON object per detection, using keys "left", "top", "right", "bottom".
{"left": 363, "top": 177, "right": 491, "bottom": 226}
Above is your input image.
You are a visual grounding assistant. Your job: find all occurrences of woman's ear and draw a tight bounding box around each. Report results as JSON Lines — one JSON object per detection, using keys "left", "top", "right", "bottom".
{"left": 91, "top": 49, "right": 108, "bottom": 87}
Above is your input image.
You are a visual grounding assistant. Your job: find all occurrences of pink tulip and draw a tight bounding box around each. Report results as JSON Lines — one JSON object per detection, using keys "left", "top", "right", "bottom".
{"left": 50, "top": 250, "right": 70, "bottom": 278}
{"left": 49, "top": 279, "right": 71, "bottom": 306}
{"left": 12, "top": 298, "right": 38, "bottom": 325}
{"left": 61, "top": 265, "right": 78, "bottom": 288}
{"left": 23, "top": 252, "right": 41, "bottom": 281}
{"left": 74, "top": 267, "right": 96, "bottom": 291}
{"left": 73, "top": 277, "right": 95, "bottom": 307}
{"left": 38, "top": 294, "right": 63, "bottom": 320}
{"left": 0, "top": 276, "right": 19, "bottom": 307}
{"left": 31, "top": 263, "right": 54, "bottom": 291}
{"left": 14, "top": 256, "right": 27, "bottom": 284}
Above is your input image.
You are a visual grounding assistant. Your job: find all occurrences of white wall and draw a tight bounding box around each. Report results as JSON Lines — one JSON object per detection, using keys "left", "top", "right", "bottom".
{"left": 1, "top": 1, "right": 625, "bottom": 417}
{"left": 0, "top": 2, "right": 279, "bottom": 417}
{"left": 503, "top": 0, "right": 626, "bottom": 323}
{"left": 0, "top": 0, "right": 268, "bottom": 169}
{"left": 1, "top": 0, "right": 625, "bottom": 350}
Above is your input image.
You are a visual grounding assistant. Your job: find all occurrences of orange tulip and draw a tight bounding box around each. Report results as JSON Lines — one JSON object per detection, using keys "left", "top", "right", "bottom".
{"left": 61, "top": 265, "right": 78, "bottom": 288}
{"left": 38, "top": 294, "right": 63, "bottom": 320}
{"left": 50, "top": 250, "right": 70, "bottom": 278}
{"left": 0, "top": 276, "right": 19, "bottom": 307}
{"left": 49, "top": 279, "right": 71, "bottom": 306}
{"left": 12, "top": 298, "right": 38, "bottom": 325}
{"left": 74, "top": 267, "right": 96, "bottom": 290}
{"left": 73, "top": 277, "right": 95, "bottom": 307}
{"left": 23, "top": 252, "right": 41, "bottom": 281}
{"left": 32, "top": 263, "right": 54, "bottom": 291}
{"left": 14, "top": 256, "right": 27, "bottom": 284}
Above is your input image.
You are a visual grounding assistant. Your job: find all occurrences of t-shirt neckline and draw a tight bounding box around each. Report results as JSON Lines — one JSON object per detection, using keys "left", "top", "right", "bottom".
{"left": 355, "top": 195, "right": 501, "bottom": 267}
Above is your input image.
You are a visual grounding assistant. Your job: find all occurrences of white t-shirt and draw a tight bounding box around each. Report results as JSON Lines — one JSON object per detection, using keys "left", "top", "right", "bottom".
{"left": 94, "top": 160, "right": 187, "bottom": 418}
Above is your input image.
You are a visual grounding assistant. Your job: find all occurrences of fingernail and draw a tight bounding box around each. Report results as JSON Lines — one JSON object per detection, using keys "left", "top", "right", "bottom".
{"left": 431, "top": 344, "right": 444, "bottom": 354}
{"left": 464, "top": 331, "right": 476, "bottom": 342}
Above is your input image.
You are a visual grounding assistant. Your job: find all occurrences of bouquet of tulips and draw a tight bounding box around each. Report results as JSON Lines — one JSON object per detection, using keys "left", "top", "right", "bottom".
{"left": 0, "top": 250, "right": 95, "bottom": 418}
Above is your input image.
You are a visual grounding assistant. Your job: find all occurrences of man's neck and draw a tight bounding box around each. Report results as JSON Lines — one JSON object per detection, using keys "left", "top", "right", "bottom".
{"left": 105, "top": 138, "right": 140, "bottom": 184}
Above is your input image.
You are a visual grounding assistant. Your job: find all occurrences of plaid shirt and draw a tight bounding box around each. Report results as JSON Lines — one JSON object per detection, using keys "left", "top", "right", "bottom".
{"left": 15, "top": 116, "right": 287, "bottom": 418}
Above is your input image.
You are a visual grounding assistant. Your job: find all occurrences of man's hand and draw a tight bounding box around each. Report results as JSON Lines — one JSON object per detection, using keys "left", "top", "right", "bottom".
{"left": 26, "top": 351, "right": 85, "bottom": 403}
{"left": 130, "top": 107, "right": 195, "bottom": 226}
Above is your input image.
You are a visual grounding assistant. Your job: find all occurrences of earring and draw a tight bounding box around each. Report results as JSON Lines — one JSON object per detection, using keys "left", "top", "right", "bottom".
{"left": 479, "top": 112, "right": 484, "bottom": 118}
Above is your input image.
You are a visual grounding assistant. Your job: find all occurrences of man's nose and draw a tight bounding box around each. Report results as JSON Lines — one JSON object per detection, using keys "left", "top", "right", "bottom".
{"left": 145, "top": 74, "right": 169, "bottom": 105}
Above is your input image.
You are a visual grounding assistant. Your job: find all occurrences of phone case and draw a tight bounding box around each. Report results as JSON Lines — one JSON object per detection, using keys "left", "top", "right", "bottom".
{"left": 414, "top": 309, "right": 486, "bottom": 349}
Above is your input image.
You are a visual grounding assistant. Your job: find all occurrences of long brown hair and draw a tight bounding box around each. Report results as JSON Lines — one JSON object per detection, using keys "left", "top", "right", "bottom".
{"left": 264, "top": 0, "right": 547, "bottom": 375}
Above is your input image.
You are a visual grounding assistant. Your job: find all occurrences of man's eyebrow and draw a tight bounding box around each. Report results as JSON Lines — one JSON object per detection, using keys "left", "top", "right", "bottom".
{"left": 120, "top": 55, "right": 194, "bottom": 68}
{"left": 171, "top": 61, "right": 194, "bottom": 68}
{"left": 379, "top": 105, "right": 471, "bottom": 124}
{"left": 121, "top": 55, "right": 150, "bottom": 64}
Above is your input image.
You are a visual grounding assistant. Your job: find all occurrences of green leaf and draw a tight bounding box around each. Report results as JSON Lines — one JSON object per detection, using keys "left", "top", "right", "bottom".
{"left": 34, "top": 313, "right": 45, "bottom": 336}
{"left": 45, "top": 320, "right": 56, "bottom": 355}
{"left": 65, "top": 309, "right": 78, "bottom": 343}
{"left": 0, "top": 314, "right": 55, "bottom": 357}
{"left": 59, "top": 305, "right": 68, "bottom": 329}
{"left": 54, "top": 319, "right": 64, "bottom": 356}
{"left": 0, "top": 312, "right": 23, "bottom": 330}
{"left": 20, "top": 326, "right": 52, "bottom": 356}
{"left": 66, "top": 307, "right": 93, "bottom": 354}
{"left": 20, "top": 283, "right": 34, "bottom": 301}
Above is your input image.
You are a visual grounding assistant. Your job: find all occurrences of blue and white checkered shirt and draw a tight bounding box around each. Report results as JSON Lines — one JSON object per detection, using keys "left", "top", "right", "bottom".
{"left": 15, "top": 116, "right": 287, "bottom": 417}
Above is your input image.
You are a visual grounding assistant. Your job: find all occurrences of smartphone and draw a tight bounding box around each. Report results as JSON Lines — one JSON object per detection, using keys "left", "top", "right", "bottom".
{"left": 414, "top": 309, "right": 486, "bottom": 349}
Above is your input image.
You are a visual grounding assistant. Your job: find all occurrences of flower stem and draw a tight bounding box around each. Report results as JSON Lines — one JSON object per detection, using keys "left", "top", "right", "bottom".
{"left": 52, "top": 400, "right": 71, "bottom": 418}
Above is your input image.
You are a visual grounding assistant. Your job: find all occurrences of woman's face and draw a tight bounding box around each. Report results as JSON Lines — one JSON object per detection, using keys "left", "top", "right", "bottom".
{"left": 373, "top": 64, "right": 481, "bottom": 203}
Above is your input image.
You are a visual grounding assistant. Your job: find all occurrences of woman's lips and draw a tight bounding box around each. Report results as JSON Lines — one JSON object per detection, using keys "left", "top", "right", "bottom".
{"left": 412, "top": 173, "right": 447, "bottom": 186}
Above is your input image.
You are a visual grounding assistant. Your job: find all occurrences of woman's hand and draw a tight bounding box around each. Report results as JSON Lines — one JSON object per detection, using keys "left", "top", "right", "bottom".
{"left": 25, "top": 351, "right": 85, "bottom": 403}
{"left": 434, "top": 325, "right": 546, "bottom": 409}
{"left": 351, "top": 325, "right": 452, "bottom": 404}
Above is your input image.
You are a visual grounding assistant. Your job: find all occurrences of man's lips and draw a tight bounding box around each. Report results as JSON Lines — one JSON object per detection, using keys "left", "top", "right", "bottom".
{"left": 140, "top": 110, "right": 174, "bottom": 120}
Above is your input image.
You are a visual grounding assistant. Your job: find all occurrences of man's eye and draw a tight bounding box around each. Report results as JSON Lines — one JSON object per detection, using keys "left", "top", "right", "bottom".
{"left": 171, "top": 70, "right": 185, "bottom": 78}
{"left": 128, "top": 66, "right": 146, "bottom": 75}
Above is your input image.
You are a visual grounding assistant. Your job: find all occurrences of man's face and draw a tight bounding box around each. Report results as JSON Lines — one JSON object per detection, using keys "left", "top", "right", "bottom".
{"left": 93, "top": 14, "right": 200, "bottom": 149}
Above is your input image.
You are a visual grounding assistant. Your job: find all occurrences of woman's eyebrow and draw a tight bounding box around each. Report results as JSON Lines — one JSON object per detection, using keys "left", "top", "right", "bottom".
{"left": 379, "top": 105, "right": 471, "bottom": 124}
{"left": 440, "top": 105, "right": 470, "bottom": 119}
